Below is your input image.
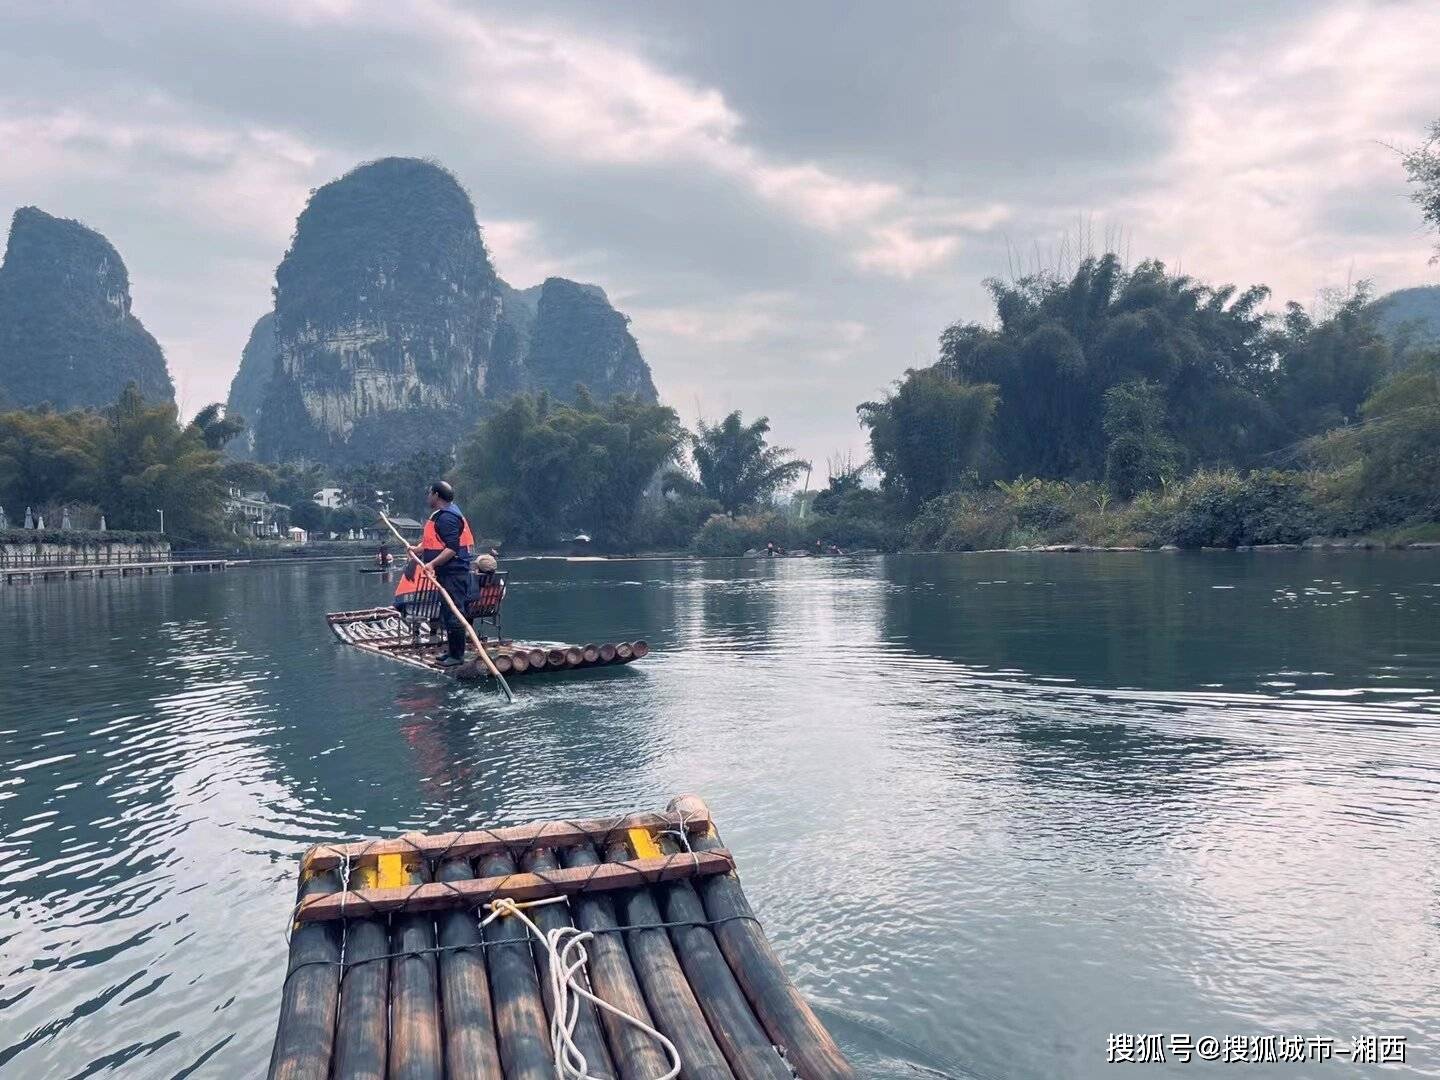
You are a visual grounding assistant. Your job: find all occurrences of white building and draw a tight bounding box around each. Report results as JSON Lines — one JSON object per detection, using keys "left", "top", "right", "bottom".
{"left": 312, "top": 487, "right": 346, "bottom": 509}
{"left": 224, "top": 487, "right": 290, "bottom": 538}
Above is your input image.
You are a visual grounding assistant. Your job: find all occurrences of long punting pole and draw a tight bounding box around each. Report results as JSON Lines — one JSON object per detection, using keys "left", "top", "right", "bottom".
{"left": 379, "top": 512, "right": 515, "bottom": 703}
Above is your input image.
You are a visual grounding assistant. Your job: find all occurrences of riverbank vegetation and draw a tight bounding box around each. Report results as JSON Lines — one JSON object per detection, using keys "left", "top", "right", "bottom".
{"left": 2, "top": 115, "right": 1437, "bottom": 554}
{"left": 0, "top": 385, "right": 232, "bottom": 541}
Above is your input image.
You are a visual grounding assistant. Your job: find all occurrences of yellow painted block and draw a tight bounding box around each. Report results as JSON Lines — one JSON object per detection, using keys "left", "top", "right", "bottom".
{"left": 376, "top": 852, "right": 407, "bottom": 888}
{"left": 627, "top": 827, "right": 662, "bottom": 860}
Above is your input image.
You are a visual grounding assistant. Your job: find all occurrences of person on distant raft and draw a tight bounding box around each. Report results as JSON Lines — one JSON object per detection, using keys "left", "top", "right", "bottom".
{"left": 376, "top": 542, "right": 392, "bottom": 567}
{"left": 393, "top": 481, "right": 476, "bottom": 666}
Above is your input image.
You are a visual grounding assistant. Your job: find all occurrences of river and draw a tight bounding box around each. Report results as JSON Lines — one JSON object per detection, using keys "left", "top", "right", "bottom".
{"left": 1, "top": 552, "right": 1437, "bottom": 1079}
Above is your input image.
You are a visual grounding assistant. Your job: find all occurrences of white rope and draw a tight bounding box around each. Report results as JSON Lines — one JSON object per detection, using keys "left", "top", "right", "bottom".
{"left": 480, "top": 896, "right": 682, "bottom": 1080}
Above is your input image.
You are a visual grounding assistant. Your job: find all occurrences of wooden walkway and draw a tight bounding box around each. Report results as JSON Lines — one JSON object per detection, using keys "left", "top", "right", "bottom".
{"left": 1, "top": 559, "right": 228, "bottom": 584}
{"left": 270, "top": 796, "right": 856, "bottom": 1080}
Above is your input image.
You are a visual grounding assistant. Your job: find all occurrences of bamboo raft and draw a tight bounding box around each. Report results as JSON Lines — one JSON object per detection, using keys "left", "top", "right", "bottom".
{"left": 269, "top": 795, "right": 856, "bottom": 1079}
{"left": 326, "top": 607, "right": 649, "bottom": 683}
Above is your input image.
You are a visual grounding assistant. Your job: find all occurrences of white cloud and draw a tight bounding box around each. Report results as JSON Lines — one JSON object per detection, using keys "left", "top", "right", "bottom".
{"left": 1114, "top": 0, "right": 1440, "bottom": 302}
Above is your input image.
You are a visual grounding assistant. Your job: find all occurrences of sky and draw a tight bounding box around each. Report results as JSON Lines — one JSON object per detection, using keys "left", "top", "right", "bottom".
{"left": 1, "top": 0, "right": 1437, "bottom": 474}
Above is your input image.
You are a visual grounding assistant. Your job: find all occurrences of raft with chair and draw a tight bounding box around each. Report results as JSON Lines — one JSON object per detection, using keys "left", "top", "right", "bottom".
{"left": 269, "top": 795, "right": 856, "bottom": 1080}
{"left": 326, "top": 606, "right": 649, "bottom": 683}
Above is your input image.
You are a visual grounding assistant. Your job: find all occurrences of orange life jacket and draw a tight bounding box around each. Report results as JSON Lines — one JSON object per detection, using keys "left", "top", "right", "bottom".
{"left": 393, "top": 507, "right": 474, "bottom": 599}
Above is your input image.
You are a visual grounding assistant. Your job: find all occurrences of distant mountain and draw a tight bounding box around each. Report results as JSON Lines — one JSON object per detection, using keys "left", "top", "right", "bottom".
{"left": 0, "top": 207, "right": 173, "bottom": 410}
{"left": 225, "top": 312, "right": 276, "bottom": 458}
{"left": 229, "top": 157, "right": 658, "bottom": 466}
{"left": 1371, "top": 285, "right": 1440, "bottom": 359}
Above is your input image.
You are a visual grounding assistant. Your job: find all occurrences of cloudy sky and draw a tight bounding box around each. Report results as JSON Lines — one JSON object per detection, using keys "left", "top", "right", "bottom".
{"left": 1, "top": 0, "right": 1437, "bottom": 470}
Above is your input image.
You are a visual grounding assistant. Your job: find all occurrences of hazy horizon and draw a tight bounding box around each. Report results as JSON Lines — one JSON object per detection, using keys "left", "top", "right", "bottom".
{"left": 2, "top": 0, "right": 1437, "bottom": 471}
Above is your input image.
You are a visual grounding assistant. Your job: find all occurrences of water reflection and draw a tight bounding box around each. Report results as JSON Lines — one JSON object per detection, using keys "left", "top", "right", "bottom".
{"left": 0, "top": 553, "right": 1436, "bottom": 1078}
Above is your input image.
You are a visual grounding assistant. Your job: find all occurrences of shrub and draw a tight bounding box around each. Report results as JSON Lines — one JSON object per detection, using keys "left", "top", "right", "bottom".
{"left": 1157, "top": 469, "right": 1330, "bottom": 547}
{"left": 693, "top": 513, "right": 775, "bottom": 557}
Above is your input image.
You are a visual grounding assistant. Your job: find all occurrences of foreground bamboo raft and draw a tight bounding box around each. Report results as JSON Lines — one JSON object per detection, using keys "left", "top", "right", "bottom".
{"left": 327, "top": 606, "right": 649, "bottom": 683}
{"left": 270, "top": 795, "right": 855, "bottom": 1080}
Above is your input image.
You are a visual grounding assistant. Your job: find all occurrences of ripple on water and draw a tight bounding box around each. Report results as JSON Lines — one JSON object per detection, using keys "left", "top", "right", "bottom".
{"left": 0, "top": 554, "right": 1438, "bottom": 1079}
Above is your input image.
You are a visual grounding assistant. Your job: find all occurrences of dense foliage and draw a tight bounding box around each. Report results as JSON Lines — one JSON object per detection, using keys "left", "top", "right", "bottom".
{"left": 691, "top": 412, "right": 809, "bottom": 515}
{"left": 455, "top": 391, "right": 685, "bottom": 548}
{"left": 0, "top": 386, "right": 232, "bottom": 541}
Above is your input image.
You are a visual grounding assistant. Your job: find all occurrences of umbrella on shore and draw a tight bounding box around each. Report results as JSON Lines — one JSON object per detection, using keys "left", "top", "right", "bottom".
{"left": 61, "top": 507, "right": 72, "bottom": 531}
{"left": 24, "top": 507, "right": 33, "bottom": 529}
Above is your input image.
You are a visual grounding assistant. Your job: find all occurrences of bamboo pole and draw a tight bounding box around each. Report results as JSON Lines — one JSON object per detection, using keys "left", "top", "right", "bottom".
{"left": 379, "top": 512, "right": 514, "bottom": 703}
{"left": 668, "top": 795, "right": 856, "bottom": 1080}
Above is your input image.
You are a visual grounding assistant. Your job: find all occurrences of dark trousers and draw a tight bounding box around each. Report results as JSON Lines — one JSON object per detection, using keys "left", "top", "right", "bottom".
{"left": 437, "top": 570, "right": 474, "bottom": 658}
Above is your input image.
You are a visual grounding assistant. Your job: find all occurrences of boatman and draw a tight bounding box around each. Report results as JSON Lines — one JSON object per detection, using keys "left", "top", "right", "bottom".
{"left": 394, "top": 481, "right": 476, "bottom": 666}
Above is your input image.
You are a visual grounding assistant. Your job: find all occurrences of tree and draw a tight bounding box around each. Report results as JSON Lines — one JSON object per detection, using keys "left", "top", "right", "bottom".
{"left": 455, "top": 392, "right": 684, "bottom": 547}
{"left": 189, "top": 402, "right": 246, "bottom": 450}
{"left": 937, "top": 254, "right": 1275, "bottom": 480}
{"left": 1314, "top": 353, "right": 1440, "bottom": 526}
{"left": 691, "top": 411, "right": 808, "bottom": 514}
{"left": 1401, "top": 119, "right": 1440, "bottom": 261}
{"left": 858, "top": 368, "right": 998, "bottom": 505}
{"left": 1102, "top": 379, "right": 1178, "bottom": 498}
{"left": 0, "top": 406, "right": 102, "bottom": 513}
{"left": 1269, "top": 288, "right": 1388, "bottom": 438}
{"left": 89, "top": 385, "right": 228, "bottom": 539}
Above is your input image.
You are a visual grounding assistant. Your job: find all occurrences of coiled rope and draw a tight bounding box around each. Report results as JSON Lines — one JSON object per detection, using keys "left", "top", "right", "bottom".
{"left": 480, "top": 895, "right": 682, "bottom": 1080}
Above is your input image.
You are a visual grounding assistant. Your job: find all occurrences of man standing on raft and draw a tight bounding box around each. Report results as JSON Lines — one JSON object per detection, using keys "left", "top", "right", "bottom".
{"left": 395, "top": 481, "right": 476, "bottom": 667}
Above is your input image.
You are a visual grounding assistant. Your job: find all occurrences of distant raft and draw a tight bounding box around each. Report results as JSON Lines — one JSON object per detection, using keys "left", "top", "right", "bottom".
{"left": 326, "top": 606, "right": 648, "bottom": 682}
{"left": 268, "top": 795, "right": 856, "bottom": 1080}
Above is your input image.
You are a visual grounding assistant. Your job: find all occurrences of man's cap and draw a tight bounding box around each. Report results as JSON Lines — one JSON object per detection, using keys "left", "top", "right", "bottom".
{"left": 430, "top": 480, "right": 454, "bottom": 501}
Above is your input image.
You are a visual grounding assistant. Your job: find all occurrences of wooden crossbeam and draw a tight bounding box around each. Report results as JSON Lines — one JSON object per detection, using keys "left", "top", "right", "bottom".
{"left": 296, "top": 849, "right": 734, "bottom": 922}
{"left": 301, "top": 809, "right": 713, "bottom": 873}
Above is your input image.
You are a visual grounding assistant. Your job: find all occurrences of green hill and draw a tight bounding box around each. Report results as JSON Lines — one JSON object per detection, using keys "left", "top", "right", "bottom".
{"left": 0, "top": 207, "right": 173, "bottom": 410}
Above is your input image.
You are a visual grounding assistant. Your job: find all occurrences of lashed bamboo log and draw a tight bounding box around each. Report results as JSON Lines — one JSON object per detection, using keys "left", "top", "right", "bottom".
{"left": 477, "top": 851, "right": 553, "bottom": 1080}
{"left": 330, "top": 861, "right": 389, "bottom": 1080}
{"left": 297, "top": 850, "right": 735, "bottom": 922}
{"left": 388, "top": 853, "right": 442, "bottom": 1080}
{"left": 436, "top": 858, "right": 503, "bottom": 1077}
{"left": 669, "top": 795, "right": 857, "bottom": 1080}
{"left": 268, "top": 871, "right": 342, "bottom": 1080}
{"left": 602, "top": 838, "right": 736, "bottom": 1079}
{"left": 560, "top": 844, "right": 674, "bottom": 1080}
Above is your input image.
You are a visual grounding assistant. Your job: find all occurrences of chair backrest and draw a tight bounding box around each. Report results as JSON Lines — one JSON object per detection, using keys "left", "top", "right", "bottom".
{"left": 401, "top": 587, "right": 445, "bottom": 627}
{"left": 469, "top": 571, "right": 507, "bottom": 620}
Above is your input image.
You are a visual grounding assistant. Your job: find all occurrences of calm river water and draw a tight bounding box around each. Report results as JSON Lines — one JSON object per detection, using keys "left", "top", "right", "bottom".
{"left": 1, "top": 553, "right": 1437, "bottom": 1079}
